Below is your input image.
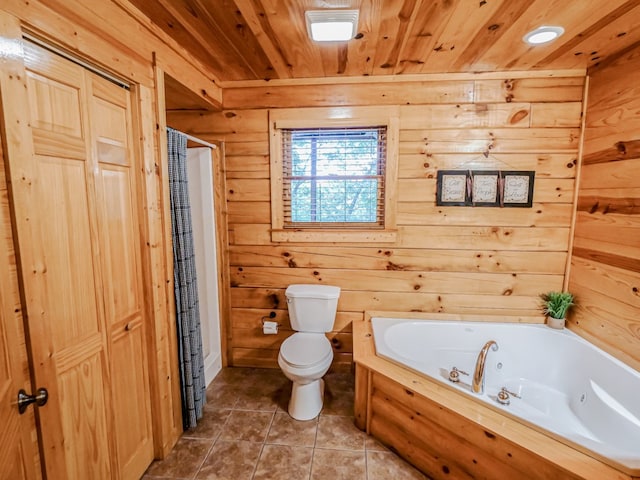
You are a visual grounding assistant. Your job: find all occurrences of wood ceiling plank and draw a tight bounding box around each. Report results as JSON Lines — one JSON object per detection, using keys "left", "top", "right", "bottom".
{"left": 342, "top": 0, "right": 383, "bottom": 77}
{"left": 155, "top": 0, "right": 241, "bottom": 75}
{"left": 450, "top": 0, "right": 536, "bottom": 72}
{"left": 165, "top": 0, "right": 273, "bottom": 80}
{"left": 477, "top": 0, "right": 631, "bottom": 71}
{"left": 371, "top": 0, "right": 419, "bottom": 75}
{"left": 536, "top": 2, "right": 640, "bottom": 70}
{"left": 587, "top": 46, "right": 640, "bottom": 107}
{"left": 127, "top": 0, "right": 228, "bottom": 75}
{"left": 233, "top": 0, "right": 292, "bottom": 78}
{"left": 396, "top": 0, "right": 460, "bottom": 75}
{"left": 417, "top": 0, "right": 511, "bottom": 74}
{"left": 257, "top": 0, "right": 325, "bottom": 78}
{"left": 111, "top": 1, "right": 222, "bottom": 107}
{"left": 317, "top": 43, "right": 348, "bottom": 76}
{"left": 128, "top": 0, "right": 640, "bottom": 81}
{"left": 196, "top": 0, "right": 278, "bottom": 80}
{"left": 389, "top": 0, "right": 426, "bottom": 74}
{"left": 387, "top": 2, "right": 444, "bottom": 75}
{"left": 588, "top": 37, "right": 640, "bottom": 75}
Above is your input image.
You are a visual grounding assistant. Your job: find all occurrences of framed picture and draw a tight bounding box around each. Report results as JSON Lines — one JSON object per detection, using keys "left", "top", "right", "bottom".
{"left": 470, "top": 171, "right": 500, "bottom": 206}
{"left": 501, "top": 171, "right": 535, "bottom": 207}
{"left": 436, "top": 170, "right": 469, "bottom": 206}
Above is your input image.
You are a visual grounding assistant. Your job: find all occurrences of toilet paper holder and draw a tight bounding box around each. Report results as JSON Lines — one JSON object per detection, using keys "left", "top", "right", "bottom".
{"left": 261, "top": 311, "right": 279, "bottom": 326}
{"left": 261, "top": 312, "right": 279, "bottom": 335}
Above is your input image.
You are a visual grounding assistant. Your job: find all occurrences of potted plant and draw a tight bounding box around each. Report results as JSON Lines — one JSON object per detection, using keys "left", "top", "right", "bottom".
{"left": 540, "top": 291, "right": 574, "bottom": 329}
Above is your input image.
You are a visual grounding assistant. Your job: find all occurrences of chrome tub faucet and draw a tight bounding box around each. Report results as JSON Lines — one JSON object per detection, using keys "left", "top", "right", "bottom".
{"left": 472, "top": 340, "right": 499, "bottom": 394}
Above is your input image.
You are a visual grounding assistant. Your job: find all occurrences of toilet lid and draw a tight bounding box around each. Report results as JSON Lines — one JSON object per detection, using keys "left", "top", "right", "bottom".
{"left": 280, "top": 333, "right": 332, "bottom": 367}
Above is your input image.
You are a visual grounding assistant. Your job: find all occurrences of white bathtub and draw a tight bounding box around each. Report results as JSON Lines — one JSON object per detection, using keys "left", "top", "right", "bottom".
{"left": 371, "top": 317, "right": 640, "bottom": 472}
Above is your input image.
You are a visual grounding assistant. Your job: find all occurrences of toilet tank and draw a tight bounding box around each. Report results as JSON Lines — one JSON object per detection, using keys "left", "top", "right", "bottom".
{"left": 285, "top": 284, "right": 341, "bottom": 333}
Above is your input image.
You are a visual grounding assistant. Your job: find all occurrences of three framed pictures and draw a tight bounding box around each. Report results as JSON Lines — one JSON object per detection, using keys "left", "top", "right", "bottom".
{"left": 436, "top": 170, "right": 535, "bottom": 207}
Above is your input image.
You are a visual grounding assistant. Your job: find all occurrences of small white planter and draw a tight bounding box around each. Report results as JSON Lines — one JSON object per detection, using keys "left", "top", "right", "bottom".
{"left": 547, "top": 316, "right": 566, "bottom": 329}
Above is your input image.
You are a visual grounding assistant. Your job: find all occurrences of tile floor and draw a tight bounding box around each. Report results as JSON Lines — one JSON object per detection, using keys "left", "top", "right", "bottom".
{"left": 143, "top": 367, "right": 429, "bottom": 480}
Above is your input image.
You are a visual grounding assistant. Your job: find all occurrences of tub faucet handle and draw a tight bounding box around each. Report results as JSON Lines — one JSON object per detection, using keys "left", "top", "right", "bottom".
{"left": 448, "top": 367, "right": 469, "bottom": 383}
{"left": 497, "top": 387, "right": 521, "bottom": 405}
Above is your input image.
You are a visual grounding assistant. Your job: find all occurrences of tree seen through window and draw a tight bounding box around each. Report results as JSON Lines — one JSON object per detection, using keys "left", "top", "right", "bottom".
{"left": 283, "top": 127, "right": 386, "bottom": 226}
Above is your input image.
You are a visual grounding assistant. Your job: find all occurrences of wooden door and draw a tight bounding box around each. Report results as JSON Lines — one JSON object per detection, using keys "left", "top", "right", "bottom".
{"left": 0, "top": 130, "right": 41, "bottom": 480}
{"left": 1, "top": 35, "right": 153, "bottom": 479}
{"left": 89, "top": 72, "right": 154, "bottom": 480}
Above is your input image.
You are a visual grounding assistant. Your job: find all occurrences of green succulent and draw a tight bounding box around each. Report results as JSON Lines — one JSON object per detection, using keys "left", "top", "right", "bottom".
{"left": 540, "top": 291, "right": 574, "bottom": 319}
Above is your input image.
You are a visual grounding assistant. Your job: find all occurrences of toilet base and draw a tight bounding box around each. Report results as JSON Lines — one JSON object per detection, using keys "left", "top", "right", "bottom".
{"left": 288, "top": 378, "right": 325, "bottom": 421}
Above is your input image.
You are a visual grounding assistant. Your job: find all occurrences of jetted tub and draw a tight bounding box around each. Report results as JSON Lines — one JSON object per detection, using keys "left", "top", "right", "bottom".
{"left": 370, "top": 317, "right": 640, "bottom": 474}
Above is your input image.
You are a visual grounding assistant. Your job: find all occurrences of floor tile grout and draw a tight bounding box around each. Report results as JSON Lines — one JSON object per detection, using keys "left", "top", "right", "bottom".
{"left": 309, "top": 418, "right": 320, "bottom": 480}
{"left": 144, "top": 367, "right": 428, "bottom": 480}
{"left": 191, "top": 419, "right": 224, "bottom": 479}
{"left": 252, "top": 410, "right": 277, "bottom": 479}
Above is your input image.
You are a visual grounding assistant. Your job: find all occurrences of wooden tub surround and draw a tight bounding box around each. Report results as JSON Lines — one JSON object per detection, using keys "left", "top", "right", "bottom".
{"left": 353, "top": 313, "right": 639, "bottom": 480}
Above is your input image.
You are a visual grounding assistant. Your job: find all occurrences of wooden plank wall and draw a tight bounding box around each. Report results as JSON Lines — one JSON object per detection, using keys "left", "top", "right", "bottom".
{"left": 167, "top": 74, "right": 585, "bottom": 370}
{"left": 568, "top": 47, "right": 640, "bottom": 370}
{"left": 0, "top": 0, "right": 223, "bottom": 458}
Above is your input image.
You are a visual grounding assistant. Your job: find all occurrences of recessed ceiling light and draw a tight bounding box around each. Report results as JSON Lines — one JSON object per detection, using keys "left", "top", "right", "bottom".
{"left": 305, "top": 10, "right": 359, "bottom": 42}
{"left": 523, "top": 26, "right": 565, "bottom": 45}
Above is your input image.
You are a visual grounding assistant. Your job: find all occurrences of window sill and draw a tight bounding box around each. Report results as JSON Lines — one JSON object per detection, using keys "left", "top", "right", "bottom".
{"left": 271, "top": 229, "right": 397, "bottom": 243}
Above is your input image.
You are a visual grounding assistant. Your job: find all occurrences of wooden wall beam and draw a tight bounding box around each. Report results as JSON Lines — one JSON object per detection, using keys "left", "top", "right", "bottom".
{"left": 222, "top": 76, "right": 585, "bottom": 109}
{"left": 136, "top": 79, "right": 182, "bottom": 458}
{"left": 220, "top": 69, "right": 586, "bottom": 89}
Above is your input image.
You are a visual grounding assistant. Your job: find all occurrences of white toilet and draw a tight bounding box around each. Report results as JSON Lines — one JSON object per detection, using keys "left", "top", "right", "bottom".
{"left": 278, "top": 284, "right": 341, "bottom": 420}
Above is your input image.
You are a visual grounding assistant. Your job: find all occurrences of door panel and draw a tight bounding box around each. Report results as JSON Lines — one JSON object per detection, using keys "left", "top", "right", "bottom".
{"left": 36, "top": 157, "right": 101, "bottom": 349}
{"left": 99, "top": 166, "right": 140, "bottom": 321}
{"left": 25, "top": 71, "right": 83, "bottom": 138}
{"left": 2, "top": 36, "right": 154, "bottom": 479}
{"left": 90, "top": 73, "right": 153, "bottom": 479}
{"left": 94, "top": 98, "right": 128, "bottom": 146}
{"left": 22, "top": 42, "right": 114, "bottom": 479}
{"left": 1, "top": 440, "right": 30, "bottom": 480}
{"left": 57, "top": 353, "right": 111, "bottom": 478}
{"left": 24, "top": 52, "right": 85, "bottom": 161}
{"left": 110, "top": 324, "right": 152, "bottom": 478}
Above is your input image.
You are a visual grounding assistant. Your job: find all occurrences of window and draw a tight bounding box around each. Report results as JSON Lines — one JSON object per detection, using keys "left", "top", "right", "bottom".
{"left": 282, "top": 127, "right": 386, "bottom": 227}
{"left": 270, "top": 107, "right": 398, "bottom": 242}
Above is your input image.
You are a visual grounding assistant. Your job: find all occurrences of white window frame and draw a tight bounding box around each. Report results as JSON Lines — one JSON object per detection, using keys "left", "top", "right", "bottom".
{"left": 269, "top": 106, "right": 399, "bottom": 243}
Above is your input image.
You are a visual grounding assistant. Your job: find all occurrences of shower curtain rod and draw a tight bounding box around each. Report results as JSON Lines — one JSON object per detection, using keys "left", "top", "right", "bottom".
{"left": 174, "top": 128, "right": 217, "bottom": 150}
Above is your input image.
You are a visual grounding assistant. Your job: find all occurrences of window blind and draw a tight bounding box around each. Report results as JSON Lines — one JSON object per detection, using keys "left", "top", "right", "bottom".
{"left": 281, "top": 127, "right": 387, "bottom": 228}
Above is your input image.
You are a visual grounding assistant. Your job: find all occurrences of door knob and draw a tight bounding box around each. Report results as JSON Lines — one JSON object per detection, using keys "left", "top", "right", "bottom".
{"left": 17, "top": 388, "right": 48, "bottom": 414}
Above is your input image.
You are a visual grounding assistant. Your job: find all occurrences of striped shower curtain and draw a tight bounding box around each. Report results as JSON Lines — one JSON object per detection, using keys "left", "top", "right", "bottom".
{"left": 167, "top": 127, "right": 206, "bottom": 429}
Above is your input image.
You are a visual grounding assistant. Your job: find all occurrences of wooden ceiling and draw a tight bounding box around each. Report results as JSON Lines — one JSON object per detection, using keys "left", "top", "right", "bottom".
{"left": 131, "top": 0, "right": 640, "bottom": 84}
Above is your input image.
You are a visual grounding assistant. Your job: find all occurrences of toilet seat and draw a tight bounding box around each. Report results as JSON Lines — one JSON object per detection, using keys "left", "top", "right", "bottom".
{"left": 280, "top": 332, "right": 332, "bottom": 367}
